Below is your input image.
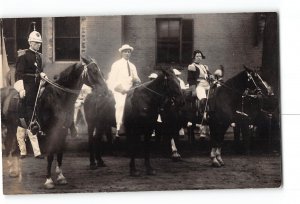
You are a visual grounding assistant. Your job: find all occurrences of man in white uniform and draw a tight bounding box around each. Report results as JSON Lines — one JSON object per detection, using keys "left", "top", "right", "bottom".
{"left": 107, "top": 44, "right": 141, "bottom": 136}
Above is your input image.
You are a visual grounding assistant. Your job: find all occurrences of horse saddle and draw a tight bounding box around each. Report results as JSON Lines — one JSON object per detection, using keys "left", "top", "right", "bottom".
{"left": 2, "top": 88, "right": 19, "bottom": 115}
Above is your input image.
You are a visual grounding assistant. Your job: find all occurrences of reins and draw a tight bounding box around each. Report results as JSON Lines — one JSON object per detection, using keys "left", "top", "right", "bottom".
{"left": 42, "top": 77, "right": 81, "bottom": 94}
{"left": 41, "top": 60, "right": 98, "bottom": 95}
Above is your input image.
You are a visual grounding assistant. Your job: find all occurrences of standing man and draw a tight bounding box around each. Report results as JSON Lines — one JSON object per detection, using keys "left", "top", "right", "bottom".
{"left": 14, "top": 29, "right": 46, "bottom": 159}
{"left": 107, "top": 44, "right": 141, "bottom": 137}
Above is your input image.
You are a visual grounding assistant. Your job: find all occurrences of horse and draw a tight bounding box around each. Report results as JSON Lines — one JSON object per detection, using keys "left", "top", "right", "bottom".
{"left": 84, "top": 84, "right": 115, "bottom": 170}
{"left": 233, "top": 76, "right": 278, "bottom": 153}
{"left": 207, "top": 66, "right": 275, "bottom": 167}
{"left": 124, "top": 68, "right": 185, "bottom": 176}
{"left": 1, "top": 55, "right": 107, "bottom": 188}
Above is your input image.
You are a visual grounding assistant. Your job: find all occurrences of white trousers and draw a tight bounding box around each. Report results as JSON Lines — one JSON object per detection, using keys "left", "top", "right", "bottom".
{"left": 196, "top": 84, "right": 210, "bottom": 100}
{"left": 113, "top": 92, "right": 127, "bottom": 131}
{"left": 16, "top": 126, "right": 41, "bottom": 156}
{"left": 74, "top": 103, "right": 87, "bottom": 127}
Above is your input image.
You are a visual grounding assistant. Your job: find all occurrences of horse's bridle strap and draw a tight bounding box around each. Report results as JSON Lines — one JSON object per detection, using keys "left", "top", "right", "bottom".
{"left": 42, "top": 77, "right": 81, "bottom": 95}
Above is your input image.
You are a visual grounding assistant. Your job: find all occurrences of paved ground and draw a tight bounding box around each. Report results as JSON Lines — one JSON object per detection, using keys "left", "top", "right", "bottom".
{"left": 2, "top": 150, "right": 281, "bottom": 195}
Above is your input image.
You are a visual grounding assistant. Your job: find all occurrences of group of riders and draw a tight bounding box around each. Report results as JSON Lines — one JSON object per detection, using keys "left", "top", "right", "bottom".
{"left": 4, "top": 28, "right": 225, "bottom": 160}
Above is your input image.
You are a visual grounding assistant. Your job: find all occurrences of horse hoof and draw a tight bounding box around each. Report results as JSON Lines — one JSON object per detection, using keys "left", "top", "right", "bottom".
{"left": 130, "top": 169, "right": 141, "bottom": 177}
{"left": 97, "top": 162, "right": 107, "bottom": 167}
{"left": 90, "top": 164, "right": 97, "bottom": 170}
{"left": 171, "top": 152, "right": 182, "bottom": 162}
{"left": 146, "top": 168, "right": 156, "bottom": 176}
{"left": 216, "top": 157, "right": 225, "bottom": 166}
{"left": 44, "top": 178, "right": 55, "bottom": 189}
{"left": 57, "top": 174, "right": 68, "bottom": 185}
{"left": 211, "top": 158, "right": 221, "bottom": 168}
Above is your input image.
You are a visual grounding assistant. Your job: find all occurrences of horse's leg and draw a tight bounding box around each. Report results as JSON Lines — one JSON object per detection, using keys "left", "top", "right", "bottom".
{"left": 44, "top": 154, "right": 55, "bottom": 189}
{"left": 128, "top": 129, "right": 140, "bottom": 177}
{"left": 88, "top": 124, "right": 97, "bottom": 170}
{"left": 56, "top": 152, "right": 68, "bottom": 185}
{"left": 144, "top": 131, "right": 156, "bottom": 175}
{"left": 171, "top": 137, "right": 181, "bottom": 162}
{"left": 209, "top": 123, "right": 221, "bottom": 167}
{"left": 214, "top": 126, "right": 227, "bottom": 166}
{"left": 95, "top": 128, "right": 106, "bottom": 167}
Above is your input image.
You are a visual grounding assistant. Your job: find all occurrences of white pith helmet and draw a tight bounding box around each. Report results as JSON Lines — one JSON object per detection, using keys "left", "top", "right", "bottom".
{"left": 28, "top": 31, "right": 42, "bottom": 43}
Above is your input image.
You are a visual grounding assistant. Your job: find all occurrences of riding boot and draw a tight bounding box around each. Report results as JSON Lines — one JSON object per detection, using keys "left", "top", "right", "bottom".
{"left": 200, "top": 98, "right": 208, "bottom": 122}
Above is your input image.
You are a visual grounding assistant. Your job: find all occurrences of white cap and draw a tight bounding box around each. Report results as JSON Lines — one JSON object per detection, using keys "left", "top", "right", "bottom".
{"left": 148, "top": 73, "right": 158, "bottom": 79}
{"left": 173, "top": 68, "right": 181, "bottom": 76}
{"left": 28, "top": 31, "right": 42, "bottom": 43}
{"left": 118, "top": 44, "right": 134, "bottom": 52}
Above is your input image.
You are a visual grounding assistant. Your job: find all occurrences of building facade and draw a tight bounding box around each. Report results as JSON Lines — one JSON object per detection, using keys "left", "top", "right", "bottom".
{"left": 2, "top": 13, "right": 279, "bottom": 92}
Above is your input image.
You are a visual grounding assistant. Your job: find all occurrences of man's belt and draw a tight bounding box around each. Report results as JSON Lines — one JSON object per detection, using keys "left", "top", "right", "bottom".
{"left": 23, "top": 73, "right": 39, "bottom": 77}
{"left": 197, "top": 77, "right": 207, "bottom": 81}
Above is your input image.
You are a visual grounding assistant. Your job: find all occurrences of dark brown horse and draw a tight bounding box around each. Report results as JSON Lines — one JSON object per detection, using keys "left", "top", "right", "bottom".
{"left": 84, "top": 84, "right": 115, "bottom": 170}
{"left": 207, "top": 67, "right": 277, "bottom": 167}
{"left": 124, "top": 68, "right": 185, "bottom": 176}
{"left": 1, "top": 55, "right": 107, "bottom": 188}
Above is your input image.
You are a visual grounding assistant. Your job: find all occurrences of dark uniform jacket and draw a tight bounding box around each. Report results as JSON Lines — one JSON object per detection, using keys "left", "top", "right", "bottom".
{"left": 15, "top": 49, "right": 43, "bottom": 123}
{"left": 187, "top": 63, "right": 210, "bottom": 86}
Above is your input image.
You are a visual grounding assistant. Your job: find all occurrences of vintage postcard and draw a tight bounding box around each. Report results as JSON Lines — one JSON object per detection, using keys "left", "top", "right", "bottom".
{"left": 1, "top": 12, "right": 281, "bottom": 195}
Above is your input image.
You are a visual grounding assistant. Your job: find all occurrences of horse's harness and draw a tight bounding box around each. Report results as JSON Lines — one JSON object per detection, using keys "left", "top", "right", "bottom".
{"left": 28, "top": 61, "right": 99, "bottom": 132}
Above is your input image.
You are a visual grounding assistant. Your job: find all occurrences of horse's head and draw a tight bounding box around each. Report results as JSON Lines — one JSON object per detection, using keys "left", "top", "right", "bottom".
{"left": 243, "top": 66, "right": 274, "bottom": 97}
{"left": 159, "top": 68, "right": 185, "bottom": 107}
{"left": 242, "top": 66, "right": 277, "bottom": 113}
{"left": 81, "top": 55, "right": 109, "bottom": 94}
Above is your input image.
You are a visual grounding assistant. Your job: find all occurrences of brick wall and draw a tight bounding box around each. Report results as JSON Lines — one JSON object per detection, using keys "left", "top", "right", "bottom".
{"left": 42, "top": 13, "right": 263, "bottom": 84}
{"left": 123, "top": 13, "right": 263, "bottom": 83}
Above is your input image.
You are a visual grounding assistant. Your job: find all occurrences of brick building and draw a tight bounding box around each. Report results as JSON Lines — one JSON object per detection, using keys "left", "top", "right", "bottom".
{"left": 2, "top": 13, "right": 279, "bottom": 93}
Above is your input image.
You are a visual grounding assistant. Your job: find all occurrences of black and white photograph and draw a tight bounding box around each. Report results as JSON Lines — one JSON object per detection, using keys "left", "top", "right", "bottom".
{"left": 0, "top": 0, "right": 299, "bottom": 203}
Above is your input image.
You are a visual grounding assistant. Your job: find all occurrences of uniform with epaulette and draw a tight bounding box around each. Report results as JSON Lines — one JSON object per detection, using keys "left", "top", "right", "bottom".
{"left": 13, "top": 29, "right": 45, "bottom": 159}
{"left": 16, "top": 48, "right": 43, "bottom": 124}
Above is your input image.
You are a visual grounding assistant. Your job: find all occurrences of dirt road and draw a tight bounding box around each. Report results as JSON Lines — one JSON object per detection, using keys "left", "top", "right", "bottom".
{"left": 2, "top": 151, "right": 281, "bottom": 194}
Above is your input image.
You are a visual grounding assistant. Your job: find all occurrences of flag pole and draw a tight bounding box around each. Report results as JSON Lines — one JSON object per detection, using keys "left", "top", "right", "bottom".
{"left": 0, "top": 18, "right": 10, "bottom": 88}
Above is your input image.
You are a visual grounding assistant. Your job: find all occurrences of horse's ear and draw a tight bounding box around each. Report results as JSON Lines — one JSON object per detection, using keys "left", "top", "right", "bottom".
{"left": 243, "top": 65, "right": 254, "bottom": 73}
{"left": 81, "top": 54, "right": 91, "bottom": 64}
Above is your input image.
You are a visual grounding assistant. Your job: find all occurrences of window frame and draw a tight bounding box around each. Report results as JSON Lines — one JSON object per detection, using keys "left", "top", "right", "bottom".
{"left": 156, "top": 18, "right": 193, "bottom": 65}
{"left": 54, "top": 17, "right": 81, "bottom": 62}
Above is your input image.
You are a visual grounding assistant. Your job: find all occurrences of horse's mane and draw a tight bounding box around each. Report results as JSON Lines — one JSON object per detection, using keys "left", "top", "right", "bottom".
{"left": 54, "top": 62, "right": 81, "bottom": 85}
{"left": 224, "top": 70, "right": 248, "bottom": 89}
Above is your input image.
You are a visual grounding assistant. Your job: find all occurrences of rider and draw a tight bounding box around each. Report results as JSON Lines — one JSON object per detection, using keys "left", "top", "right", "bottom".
{"left": 107, "top": 44, "right": 141, "bottom": 137}
{"left": 187, "top": 50, "right": 214, "bottom": 119}
{"left": 14, "top": 28, "right": 47, "bottom": 159}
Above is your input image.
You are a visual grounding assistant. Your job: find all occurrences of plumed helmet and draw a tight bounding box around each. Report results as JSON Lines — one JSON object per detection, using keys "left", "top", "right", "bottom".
{"left": 28, "top": 31, "right": 42, "bottom": 43}
{"left": 148, "top": 73, "right": 158, "bottom": 79}
{"left": 173, "top": 68, "right": 181, "bottom": 76}
{"left": 214, "top": 65, "right": 224, "bottom": 77}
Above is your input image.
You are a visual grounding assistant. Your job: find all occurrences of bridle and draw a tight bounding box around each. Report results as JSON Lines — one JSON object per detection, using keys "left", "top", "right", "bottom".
{"left": 43, "top": 60, "right": 101, "bottom": 95}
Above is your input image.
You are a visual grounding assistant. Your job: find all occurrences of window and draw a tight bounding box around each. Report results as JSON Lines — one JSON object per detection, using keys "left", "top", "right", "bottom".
{"left": 156, "top": 19, "right": 193, "bottom": 64}
{"left": 2, "top": 18, "right": 42, "bottom": 64}
{"left": 55, "top": 17, "right": 80, "bottom": 61}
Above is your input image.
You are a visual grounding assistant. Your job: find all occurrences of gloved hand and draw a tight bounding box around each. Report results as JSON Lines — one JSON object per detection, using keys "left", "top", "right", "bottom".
{"left": 19, "top": 89, "right": 26, "bottom": 98}
{"left": 14, "top": 80, "right": 26, "bottom": 98}
{"left": 114, "top": 84, "right": 127, "bottom": 95}
{"left": 40, "top": 72, "right": 48, "bottom": 79}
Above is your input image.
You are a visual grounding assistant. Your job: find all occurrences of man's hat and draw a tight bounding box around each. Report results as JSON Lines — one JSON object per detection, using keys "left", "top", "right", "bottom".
{"left": 119, "top": 44, "right": 134, "bottom": 52}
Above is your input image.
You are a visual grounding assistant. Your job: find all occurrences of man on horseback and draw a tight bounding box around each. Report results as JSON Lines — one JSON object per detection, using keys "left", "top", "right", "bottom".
{"left": 107, "top": 44, "right": 141, "bottom": 137}
{"left": 14, "top": 29, "right": 46, "bottom": 159}
{"left": 187, "top": 50, "right": 214, "bottom": 121}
